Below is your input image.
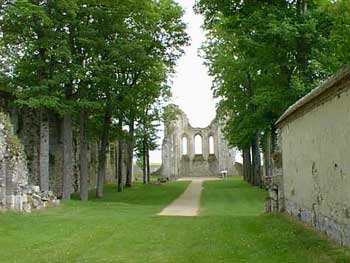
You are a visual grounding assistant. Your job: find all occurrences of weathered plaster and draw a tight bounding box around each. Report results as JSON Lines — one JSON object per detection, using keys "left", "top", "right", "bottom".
{"left": 276, "top": 68, "right": 350, "bottom": 246}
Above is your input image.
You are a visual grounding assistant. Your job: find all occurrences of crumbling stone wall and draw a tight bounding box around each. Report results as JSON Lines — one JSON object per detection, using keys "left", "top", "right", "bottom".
{"left": 9, "top": 110, "right": 125, "bottom": 198}
{"left": 160, "top": 105, "right": 236, "bottom": 178}
{"left": 0, "top": 112, "right": 59, "bottom": 212}
{"left": 275, "top": 67, "right": 350, "bottom": 246}
{"left": 1, "top": 87, "right": 128, "bottom": 198}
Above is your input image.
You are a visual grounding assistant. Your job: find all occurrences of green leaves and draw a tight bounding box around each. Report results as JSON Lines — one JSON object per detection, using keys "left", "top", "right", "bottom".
{"left": 197, "top": 0, "right": 350, "bottom": 149}
{"left": 1, "top": 0, "right": 188, "bottom": 146}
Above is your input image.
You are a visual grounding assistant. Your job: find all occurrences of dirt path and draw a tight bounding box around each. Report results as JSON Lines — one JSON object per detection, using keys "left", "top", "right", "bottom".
{"left": 158, "top": 177, "right": 219, "bottom": 217}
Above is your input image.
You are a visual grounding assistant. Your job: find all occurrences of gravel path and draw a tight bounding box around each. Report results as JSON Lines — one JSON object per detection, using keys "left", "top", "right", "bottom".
{"left": 158, "top": 177, "right": 220, "bottom": 217}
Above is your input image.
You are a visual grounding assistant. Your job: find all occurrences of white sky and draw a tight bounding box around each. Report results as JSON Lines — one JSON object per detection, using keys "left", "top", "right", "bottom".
{"left": 171, "top": 0, "right": 216, "bottom": 128}
{"left": 149, "top": 0, "right": 219, "bottom": 164}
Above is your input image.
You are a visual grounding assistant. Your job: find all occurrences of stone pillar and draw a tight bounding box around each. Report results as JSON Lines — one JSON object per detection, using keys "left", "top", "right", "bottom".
{"left": 202, "top": 132, "right": 209, "bottom": 160}
{"left": 39, "top": 110, "right": 50, "bottom": 192}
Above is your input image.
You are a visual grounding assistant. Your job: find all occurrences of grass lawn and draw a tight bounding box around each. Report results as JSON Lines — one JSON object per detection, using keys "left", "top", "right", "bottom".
{"left": 0, "top": 178, "right": 349, "bottom": 263}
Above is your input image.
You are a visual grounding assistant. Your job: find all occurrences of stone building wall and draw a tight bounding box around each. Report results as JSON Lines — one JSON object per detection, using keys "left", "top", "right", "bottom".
{"left": 160, "top": 105, "right": 236, "bottom": 178}
{"left": 275, "top": 67, "right": 350, "bottom": 246}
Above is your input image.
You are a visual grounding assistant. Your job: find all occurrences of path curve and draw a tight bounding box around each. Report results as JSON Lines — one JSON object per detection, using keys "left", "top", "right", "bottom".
{"left": 158, "top": 177, "right": 219, "bottom": 217}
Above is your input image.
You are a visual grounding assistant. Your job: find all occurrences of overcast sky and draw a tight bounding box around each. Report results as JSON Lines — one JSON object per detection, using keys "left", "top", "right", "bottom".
{"left": 149, "top": 0, "right": 217, "bottom": 163}
{"left": 171, "top": 0, "right": 216, "bottom": 128}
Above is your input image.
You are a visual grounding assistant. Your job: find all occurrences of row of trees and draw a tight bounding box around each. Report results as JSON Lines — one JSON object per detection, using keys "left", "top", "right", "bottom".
{"left": 0, "top": 0, "right": 188, "bottom": 199}
{"left": 196, "top": 0, "right": 350, "bottom": 186}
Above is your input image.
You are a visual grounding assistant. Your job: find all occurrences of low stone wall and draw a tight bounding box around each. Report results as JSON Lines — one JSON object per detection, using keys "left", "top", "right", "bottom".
{"left": 0, "top": 112, "right": 59, "bottom": 212}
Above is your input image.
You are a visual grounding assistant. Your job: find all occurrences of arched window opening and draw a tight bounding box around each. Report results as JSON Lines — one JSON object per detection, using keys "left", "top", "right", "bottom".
{"left": 182, "top": 136, "right": 188, "bottom": 155}
{"left": 209, "top": 136, "right": 215, "bottom": 155}
{"left": 194, "top": 134, "right": 203, "bottom": 155}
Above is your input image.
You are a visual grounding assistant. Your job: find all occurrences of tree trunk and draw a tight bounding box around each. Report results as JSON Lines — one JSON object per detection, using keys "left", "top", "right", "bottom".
{"left": 251, "top": 141, "right": 256, "bottom": 186}
{"left": 142, "top": 138, "right": 147, "bottom": 184}
{"left": 39, "top": 109, "right": 50, "bottom": 192}
{"left": 245, "top": 72, "right": 256, "bottom": 186}
{"left": 117, "top": 116, "right": 123, "bottom": 193}
{"left": 146, "top": 143, "right": 150, "bottom": 184}
{"left": 264, "top": 131, "right": 272, "bottom": 180}
{"left": 251, "top": 133, "right": 262, "bottom": 187}
{"left": 96, "top": 109, "right": 111, "bottom": 198}
{"left": 242, "top": 148, "right": 249, "bottom": 182}
{"left": 125, "top": 116, "right": 135, "bottom": 188}
{"left": 79, "top": 110, "right": 89, "bottom": 201}
{"left": 62, "top": 113, "right": 73, "bottom": 200}
{"left": 117, "top": 140, "right": 123, "bottom": 192}
{"left": 247, "top": 146, "right": 253, "bottom": 185}
{"left": 73, "top": 136, "right": 79, "bottom": 192}
{"left": 115, "top": 141, "right": 119, "bottom": 188}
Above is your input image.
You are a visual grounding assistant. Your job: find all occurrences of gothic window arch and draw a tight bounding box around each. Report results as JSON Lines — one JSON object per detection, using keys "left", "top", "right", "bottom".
{"left": 182, "top": 136, "right": 188, "bottom": 155}
{"left": 194, "top": 134, "right": 203, "bottom": 155}
{"left": 209, "top": 136, "right": 215, "bottom": 155}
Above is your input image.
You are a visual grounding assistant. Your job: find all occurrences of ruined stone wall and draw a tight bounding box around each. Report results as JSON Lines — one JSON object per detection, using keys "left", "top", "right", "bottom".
{"left": 277, "top": 68, "right": 350, "bottom": 246}
{"left": 0, "top": 112, "right": 59, "bottom": 212}
{"left": 7, "top": 109, "right": 124, "bottom": 197}
{"left": 0, "top": 112, "right": 29, "bottom": 210}
{"left": 160, "top": 105, "right": 236, "bottom": 178}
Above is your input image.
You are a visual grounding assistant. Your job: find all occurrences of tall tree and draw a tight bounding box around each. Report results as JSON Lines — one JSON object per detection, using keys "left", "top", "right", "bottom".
{"left": 1, "top": 0, "right": 78, "bottom": 196}
{"left": 196, "top": 0, "right": 350, "bottom": 186}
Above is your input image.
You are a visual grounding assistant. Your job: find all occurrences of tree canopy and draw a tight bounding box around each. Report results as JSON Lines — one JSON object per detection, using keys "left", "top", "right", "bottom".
{"left": 196, "top": 0, "right": 350, "bottom": 185}
{"left": 1, "top": 0, "right": 188, "bottom": 198}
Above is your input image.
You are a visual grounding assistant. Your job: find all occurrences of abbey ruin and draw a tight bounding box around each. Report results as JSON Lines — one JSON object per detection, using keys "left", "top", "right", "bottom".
{"left": 159, "top": 105, "right": 237, "bottom": 178}
{"left": 0, "top": 86, "right": 128, "bottom": 205}
{"left": 0, "top": 113, "right": 59, "bottom": 212}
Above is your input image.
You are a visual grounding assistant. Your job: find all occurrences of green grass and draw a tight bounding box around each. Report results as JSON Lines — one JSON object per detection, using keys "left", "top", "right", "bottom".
{"left": 0, "top": 178, "right": 349, "bottom": 263}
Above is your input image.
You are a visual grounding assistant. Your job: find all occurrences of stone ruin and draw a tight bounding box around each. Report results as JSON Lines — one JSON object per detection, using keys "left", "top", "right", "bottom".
{"left": 159, "top": 105, "right": 237, "bottom": 178}
{"left": 0, "top": 112, "right": 59, "bottom": 212}
{"left": 1, "top": 86, "right": 129, "bottom": 198}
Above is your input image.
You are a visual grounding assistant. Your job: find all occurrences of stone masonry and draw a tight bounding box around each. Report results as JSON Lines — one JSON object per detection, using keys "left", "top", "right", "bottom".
{"left": 0, "top": 112, "right": 59, "bottom": 212}
{"left": 1, "top": 85, "right": 129, "bottom": 199}
{"left": 159, "top": 105, "right": 236, "bottom": 178}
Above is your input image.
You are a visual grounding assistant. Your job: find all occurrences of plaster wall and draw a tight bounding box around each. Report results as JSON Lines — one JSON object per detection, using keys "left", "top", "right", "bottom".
{"left": 280, "top": 85, "right": 350, "bottom": 245}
